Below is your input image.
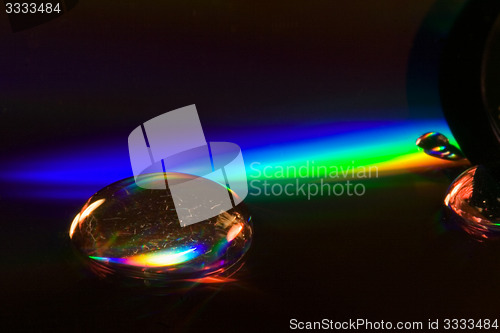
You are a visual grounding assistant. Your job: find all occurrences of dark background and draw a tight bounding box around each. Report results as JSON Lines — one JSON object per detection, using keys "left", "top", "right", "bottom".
{"left": 4, "top": 1, "right": 500, "bottom": 332}
{"left": 0, "top": 0, "right": 434, "bottom": 154}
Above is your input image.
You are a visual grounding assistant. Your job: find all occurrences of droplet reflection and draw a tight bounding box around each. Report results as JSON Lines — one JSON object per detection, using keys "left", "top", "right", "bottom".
{"left": 444, "top": 165, "right": 500, "bottom": 240}
{"left": 69, "top": 173, "right": 253, "bottom": 282}
{"left": 416, "top": 132, "right": 465, "bottom": 161}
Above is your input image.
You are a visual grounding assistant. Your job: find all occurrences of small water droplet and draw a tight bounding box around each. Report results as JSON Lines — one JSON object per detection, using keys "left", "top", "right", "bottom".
{"left": 444, "top": 165, "right": 500, "bottom": 240}
{"left": 416, "top": 132, "right": 465, "bottom": 161}
{"left": 69, "top": 173, "right": 253, "bottom": 282}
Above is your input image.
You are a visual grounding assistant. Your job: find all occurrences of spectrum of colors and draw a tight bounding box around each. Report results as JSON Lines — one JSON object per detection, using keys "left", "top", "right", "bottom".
{"left": 90, "top": 246, "right": 201, "bottom": 267}
{"left": 0, "top": 118, "right": 466, "bottom": 200}
{"left": 86, "top": 221, "right": 245, "bottom": 268}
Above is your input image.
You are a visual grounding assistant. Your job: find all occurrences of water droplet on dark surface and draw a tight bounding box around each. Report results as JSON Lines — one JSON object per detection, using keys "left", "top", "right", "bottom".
{"left": 444, "top": 165, "right": 500, "bottom": 240}
{"left": 69, "top": 173, "right": 253, "bottom": 282}
{"left": 416, "top": 132, "right": 465, "bottom": 161}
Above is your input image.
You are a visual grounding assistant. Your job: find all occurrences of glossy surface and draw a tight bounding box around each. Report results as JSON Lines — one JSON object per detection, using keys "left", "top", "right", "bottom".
{"left": 416, "top": 131, "right": 465, "bottom": 161}
{"left": 445, "top": 165, "right": 500, "bottom": 240}
{"left": 69, "top": 173, "right": 252, "bottom": 281}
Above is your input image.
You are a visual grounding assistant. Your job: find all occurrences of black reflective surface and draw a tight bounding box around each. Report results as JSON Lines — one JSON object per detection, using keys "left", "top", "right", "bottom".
{"left": 5, "top": 170, "right": 500, "bottom": 331}
{"left": 4, "top": 1, "right": 500, "bottom": 331}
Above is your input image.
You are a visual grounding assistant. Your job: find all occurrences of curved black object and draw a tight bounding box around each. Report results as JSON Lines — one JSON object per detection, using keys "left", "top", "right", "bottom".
{"left": 439, "top": 0, "right": 500, "bottom": 164}
{"left": 406, "top": 0, "right": 465, "bottom": 120}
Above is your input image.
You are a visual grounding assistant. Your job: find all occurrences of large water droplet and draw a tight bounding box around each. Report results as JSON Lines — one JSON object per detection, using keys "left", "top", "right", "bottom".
{"left": 416, "top": 132, "right": 465, "bottom": 161}
{"left": 69, "top": 173, "right": 253, "bottom": 282}
{"left": 444, "top": 165, "right": 500, "bottom": 240}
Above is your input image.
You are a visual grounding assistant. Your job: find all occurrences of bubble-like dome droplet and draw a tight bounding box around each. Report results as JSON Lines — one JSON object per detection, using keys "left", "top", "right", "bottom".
{"left": 444, "top": 165, "right": 500, "bottom": 240}
{"left": 69, "top": 173, "right": 253, "bottom": 282}
{"left": 416, "top": 131, "right": 465, "bottom": 161}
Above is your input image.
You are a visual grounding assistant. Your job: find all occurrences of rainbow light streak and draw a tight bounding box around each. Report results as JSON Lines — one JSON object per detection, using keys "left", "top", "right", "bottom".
{"left": 211, "top": 231, "right": 236, "bottom": 259}
{"left": 0, "top": 117, "right": 465, "bottom": 200}
{"left": 89, "top": 246, "right": 200, "bottom": 268}
{"left": 243, "top": 119, "right": 466, "bottom": 182}
{"left": 431, "top": 146, "right": 446, "bottom": 152}
{"left": 88, "top": 220, "right": 245, "bottom": 271}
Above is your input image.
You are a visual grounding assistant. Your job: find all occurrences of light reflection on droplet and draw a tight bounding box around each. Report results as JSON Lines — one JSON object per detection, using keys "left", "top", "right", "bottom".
{"left": 69, "top": 173, "right": 253, "bottom": 282}
{"left": 444, "top": 165, "right": 500, "bottom": 240}
{"left": 69, "top": 199, "right": 106, "bottom": 238}
{"left": 226, "top": 223, "right": 243, "bottom": 242}
{"left": 416, "top": 132, "right": 465, "bottom": 161}
{"left": 89, "top": 246, "right": 201, "bottom": 267}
